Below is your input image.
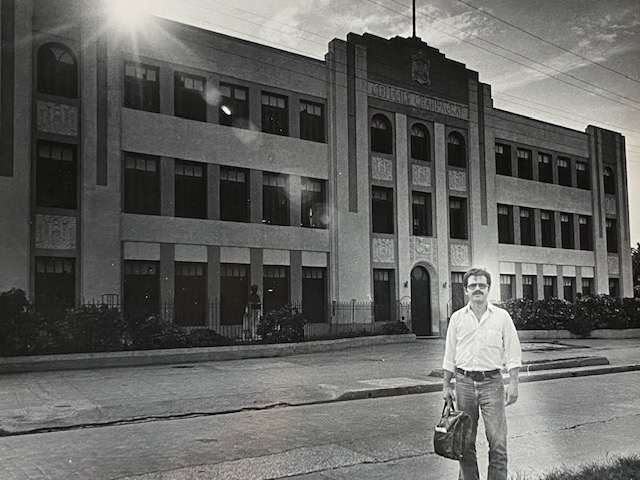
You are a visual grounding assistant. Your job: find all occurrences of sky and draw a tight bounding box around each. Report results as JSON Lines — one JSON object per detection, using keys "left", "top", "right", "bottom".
{"left": 114, "top": 0, "right": 640, "bottom": 247}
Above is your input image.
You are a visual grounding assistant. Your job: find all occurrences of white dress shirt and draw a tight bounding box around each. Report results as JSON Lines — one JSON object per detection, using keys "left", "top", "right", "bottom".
{"left": 442, "top": 302, "right": 522, "bottom": 373}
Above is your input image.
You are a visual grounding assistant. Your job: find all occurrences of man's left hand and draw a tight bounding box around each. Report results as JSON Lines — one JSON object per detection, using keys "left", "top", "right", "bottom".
{"left": 505, "top": 383, "right": 518, "bottom": 406}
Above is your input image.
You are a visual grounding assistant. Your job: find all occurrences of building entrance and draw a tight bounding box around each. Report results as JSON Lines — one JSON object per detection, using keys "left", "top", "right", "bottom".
{"left": 410, "top": 266, "right": 431, "bottom": 336}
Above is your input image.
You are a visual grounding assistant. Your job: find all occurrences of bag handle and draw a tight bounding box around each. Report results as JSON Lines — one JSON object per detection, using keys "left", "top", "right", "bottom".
{"left": 442, "top": 401, "right": 456, "bottom": 416}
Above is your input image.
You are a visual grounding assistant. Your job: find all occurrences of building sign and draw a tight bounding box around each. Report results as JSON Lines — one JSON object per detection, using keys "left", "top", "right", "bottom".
{"left": 368, "top": 82, "right": 468, "bottom": 120}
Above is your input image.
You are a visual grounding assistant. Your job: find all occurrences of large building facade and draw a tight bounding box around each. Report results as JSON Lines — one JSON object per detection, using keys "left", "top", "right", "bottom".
{"left": 0, "top": 1, "right": 632, "bottom": 337}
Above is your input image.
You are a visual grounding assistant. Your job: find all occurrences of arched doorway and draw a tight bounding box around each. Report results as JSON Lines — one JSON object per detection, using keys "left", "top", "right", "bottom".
{"left": 411, "top": 266, "right": 431, "bottom": 336}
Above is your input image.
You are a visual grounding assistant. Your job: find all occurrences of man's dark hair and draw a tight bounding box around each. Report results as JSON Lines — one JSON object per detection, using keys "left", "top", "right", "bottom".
{"left": 463, "top": 268, "right": 491, "bottom": 288}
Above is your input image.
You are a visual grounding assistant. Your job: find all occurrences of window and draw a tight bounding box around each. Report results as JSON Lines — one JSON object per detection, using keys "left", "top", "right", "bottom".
{"left": 517, "top": 149, "right": 533, "bottom": 180}
{"left": 37, "top": 43, "right": 77, "bottom": 98}
{"left": 220, "top": 264, "right": 248, "bottom": 326}
{"left": 219, "top": 83, "right": 249, "bottom": 128}
{"left": 124, "top": 62, "right": 159, "bottom": 112}
{"left": 558, "top": 157, "right": 572, "bottom": 186}
{"left": 175, "top": 160, "right": 206, "bottom": 219}
{"left": 174, "top": 72, "right": 206, "bottom": 122}
{"left": 449, "top": 197, "right": 467, "bottom": 239}
{"left": 543, "top": 276, "right": 557, "bottom": 299}
{"left": 603, "top": 167, "right": 616, "bottom": 195}
{"left": 495, "top": 143, "right": 511, "bottom": 176}
{"left": 124, "top": 153, "right": 160, "bottom": 215}
{"left": 123, "top": 260, "right": 160, "bottom": 319}
{"left": 497, "top": 204, "right": 514, "bottom": 244}
{"left": 300, "top": 101, "right": 325, "bottom": 142}
{"left": 606, "top": 219, "right": 618, "bottom": 253}
{"left": 301, "top": 178, "right": 327, "bottom": 228}
{"left": 540, "top": 210, "right": 555, "bottom": 248}
{"left": 411, "top": 124, "right": 430, "bottom": 161}
{"left": 609, "top": 278, "right": 619, "bottom": 297}
{"left": 576, "top": 161, "right": 590, "bottom": 190}
{"left": 447, "top": 132, "right": 466, "bottom": 168}
{"left": 263, "top": 266, "right": 289, "bottom": 314}
{"left": 560, "top": 213, "right": 574, "bottom": 249}
{"left": 262, "top": 93, "right": 288, "bottom": 135}
{"left": 523, "top": 275, "right": 537, "bottom": 301}
{"left": 582, "top": 278, "right": 593, "bottom": 296}
{"left": 34, "top": 257, "right": 75, "bottom": 313}
{"left": 220, "top": 166, "right": 249, "bottom": 222}
{"left": 451, "top": 272, "right": 465, "bottom": 313}
{"left": 500, "top": 275, "right": 515, "bottom": 301}
{"left": 36, "top": 141, "right": 77, "bottom": 209}
{"left": 263, "top": 173, "right": 289, "bottom": 226}
{"left": 174, "top": 263, "right": 206, "bottom": 327}
{"left": 412, "top": 192, "right": 432, "bottom": 236}
{"left": 372, "top": 187, "right": 394, "bottom": 234}
{"left": 538, "top": 153, "right": 553, "bottom": 183}
{"left": 578, "top": 216, "right": 593, "bottom": 251}
{"left": 520, "top": 208, "right": 535, "bottom": 246}
{"left": 371, "top": 114, "right": 392, "bottom": 154}
{"left": 373, "top": 269, "right": 393, "bottom": 321}
{"left": 302, "top": 267, "right": 327, "bottom": 323}
{"left": 563, "top": 277, "right": 576, "bottom": 302}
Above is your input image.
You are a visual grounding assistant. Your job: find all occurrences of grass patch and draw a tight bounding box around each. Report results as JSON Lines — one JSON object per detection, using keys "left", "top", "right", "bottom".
{"left": 510, "top": 455, "right": 640, "bottom": 480}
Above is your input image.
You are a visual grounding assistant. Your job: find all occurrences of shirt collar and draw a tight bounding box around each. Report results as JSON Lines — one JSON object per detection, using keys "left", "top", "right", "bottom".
{"left": 462, "top": 302, "right": 496, "bottom": 314}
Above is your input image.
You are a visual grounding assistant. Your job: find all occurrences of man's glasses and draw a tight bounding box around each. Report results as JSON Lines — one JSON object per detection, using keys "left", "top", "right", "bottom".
{"left": 467, "top": 283, "right": 488, "bottom": 290}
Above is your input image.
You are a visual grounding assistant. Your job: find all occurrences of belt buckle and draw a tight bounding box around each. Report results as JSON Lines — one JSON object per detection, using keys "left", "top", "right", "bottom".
{"left": 470, "top": 371, "right": 484, "bottom": 381}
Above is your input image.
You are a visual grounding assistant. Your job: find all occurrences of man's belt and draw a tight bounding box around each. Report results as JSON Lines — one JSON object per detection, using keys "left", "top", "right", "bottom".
{"left": 456, "top": 367, "right": 501, "bottom": 381}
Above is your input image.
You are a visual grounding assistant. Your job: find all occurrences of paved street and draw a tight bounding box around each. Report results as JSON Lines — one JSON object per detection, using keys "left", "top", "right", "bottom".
{"left": 0, "top": 372, "right": 638, "bottom": 480}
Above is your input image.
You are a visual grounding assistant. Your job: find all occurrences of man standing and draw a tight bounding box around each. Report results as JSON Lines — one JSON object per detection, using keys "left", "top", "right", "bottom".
{"left": 442, "top": 268, "right": 522, "bottom": 480}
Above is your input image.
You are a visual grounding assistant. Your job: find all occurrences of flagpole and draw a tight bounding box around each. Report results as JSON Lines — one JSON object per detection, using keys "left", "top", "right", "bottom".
{"left": 412, "top": 0, "right": 416, "bottom": 37}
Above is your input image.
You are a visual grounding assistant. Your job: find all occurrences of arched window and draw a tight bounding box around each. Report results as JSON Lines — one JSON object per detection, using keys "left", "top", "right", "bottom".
{"left": 371, "top": 114, "right": 392, "bottom": 154}
{"left": 603, "top": 166, "right": 616, "bottom": 195}
{"left": 37, "top": 43, "right": 78, "bottom": 98}
{"left": 447, "top": 132, "right": 466, "bottom": 168}
{"left": 410, "top": 124, "right": 430, "bottom": 161}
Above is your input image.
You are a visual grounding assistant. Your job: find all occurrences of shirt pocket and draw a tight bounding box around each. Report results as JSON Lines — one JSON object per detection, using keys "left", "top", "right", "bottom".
{"left": 480, "top": 329, "right": 503, "bottom": 351}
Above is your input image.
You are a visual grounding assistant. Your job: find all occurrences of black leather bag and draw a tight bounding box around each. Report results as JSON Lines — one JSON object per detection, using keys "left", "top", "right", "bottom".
{"left": 433, "top": 403, "right": 472, "bottom": 460}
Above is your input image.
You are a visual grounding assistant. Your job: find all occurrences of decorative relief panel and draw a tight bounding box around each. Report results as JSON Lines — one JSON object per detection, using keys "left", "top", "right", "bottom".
{"left": 37, "top": 101, "right": 78, "bottom": 136}
{"left": 410, "top": 236, "right": 436, "bottom": 264}
{"left": 450, "top": 243, "right": 470, "bottom": 267}
{"left": 35, "top": 214, "right": 76, "bottom": 250}
{"left": 448, "top": 170, "right": 467, "bottom": 192}
{"left": 608, "top": 255, "right": 619, "bottom": 275}
{"left": 604, "top": 197, "right": 617, "bottom": 216}
{"left": 372, "top": 238, "right": 395, "bottom": 263}
{"left": 371, "top": 156, "right": 393, "bottom": 181}
{"left": 412, "top": 164, "right": 431, "bottom": 187}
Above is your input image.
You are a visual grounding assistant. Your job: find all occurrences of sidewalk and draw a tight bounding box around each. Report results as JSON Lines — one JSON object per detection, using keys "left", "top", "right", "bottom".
{"left": 1, "top": 336, "right": 639, "bottom": 436}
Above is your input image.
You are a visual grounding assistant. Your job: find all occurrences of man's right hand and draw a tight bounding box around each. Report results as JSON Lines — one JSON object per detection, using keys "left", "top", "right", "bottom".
{"left": 443, "top": 384, "right": 455, "bottom": 409}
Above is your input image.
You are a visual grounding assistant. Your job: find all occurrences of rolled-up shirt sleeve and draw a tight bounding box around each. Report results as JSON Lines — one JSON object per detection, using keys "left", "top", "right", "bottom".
{"left": 502, "top": 311, "right": 522, "bottom": 371}
{"left": 442, "top": 315, "right": 458, "bottom": 373}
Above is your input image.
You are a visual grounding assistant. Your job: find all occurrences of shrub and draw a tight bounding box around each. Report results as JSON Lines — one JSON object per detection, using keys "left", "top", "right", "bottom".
{"left": 257, "top": 305, "right": 305, "bottom": 343}
{"left": 497, "top": 298, "right": 535, "bottom": 330}
{"left": 381, "top": 321, "right": 410, "bottom": 335}
{"left": 129, "top": 315, "right": 189, "bottom": 350}
{"left": 0, "top": 289, "right": 41, "bottom": 356}
{"left": 187, "top": 328, "right": 235, "bottom": 347}
{"left": 530, "top": 298, "right": 573, "bottom": 330}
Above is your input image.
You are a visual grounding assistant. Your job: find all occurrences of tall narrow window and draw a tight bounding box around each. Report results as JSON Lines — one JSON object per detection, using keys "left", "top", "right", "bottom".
{"left": 517, "top": 149, "right": 533, "bottom": 180}
{"left": 174, "top": 263, "right": 206, "bottom": 327}
{"left": 410, "top": 124, "right": 430, "bottom": 161}
{"left": 558, "top": 157, "right": 572, "bottom": 186}
{"left": 299, "top": 101, "right": 325, "bottom": 142}
{"left": 609, "top": 278, "right": 619, "bottom": 297}
{"left": 563, "top": 277, "right": 576, "bottom": 302}
{"left": 576, "top": 161, "right": 590, "bottom": 190}
{"left": 500, "top": 274, "right": 515, "bottom": 301}
{"left": 302, "top": 267, "right": 327, "bottom": 323}
{"left": 522, "top": 275, "right": 537, "bottom": 301}
{"left": 372, "top": 187, "right": 394, "bottom": 234}
{"left": 262, "top": 93, "right": 288, "bottom": 135}
{"left": 540, "top": 210, "right": 555, "bottom": 248}
{"left": 175, "top": 160, "right": 206, "bottom": 219}
{"left": 263, "top": 173, "right": 289, "bottom": 226}
{"left": 497, "top": 204, "right": 514, "bottom": 244}
{"left": 124, "top": 62, "right": 159, "bottom": 112}
{"left": 495, "top": 143, "right": 511, "bottom": 176}
{"left": 538, "top": 153, "right": 553, "bottom": 183}
{"left": 123, "top": 153, "right": 160, "bottom": 215}
{"left": 263, "top": 266, "right": 289, "bottom": 314}
{"left": 123, "top": 260, "right": 159, "bottom": 319}
{"left": 451, "top": 272, "right": 465, "bottom": 313}
{"left": 520, "top": 208, "right": 535, "bottom": 246}
{"left": 373, "top": 269, "right": 393, "bottom": 321}
{"left": 560, "top": 213, "right": 574, "bottom": 249}
{"left": 449, "top": 197, "right": 467, "bottom": 239}
{"left": 35, "top": 257, "right": 76, "bottom": 313}
{"left": 578, "top": 215, "right": 593, "bottom": 251}
{"left": 301, "top": 178, "right": 326, "bottom": 228}
{"left": 412, "top": 192, "right": 432, "bottom": 236}
{"left": 606, "top": 218, "right": 618, "bottom": 253}
{"left": 371, "top": 114, "right": 392, "bottom": 154}
{"left": 220, "top": 264, "right": 248, "bottom": 326}
{"left": 582, "top": 278, "right": 593, "bottom": 296}
{"left": 174, "top": 72, "right": 206, "bottom": 122}
{"left": 447, "top": 132, "right": 466, "bottom": 168}
{"left": 543, "top": 276, "right": 557, "bottom": 299}
{"left": 603, "top": 167, "right": 616, "bottom": 195}
{"left": 37, "top": 43, "right": 78, "bottom": 98}
{"left": 219, "top": 83, "right": 249, "bottom": 128}
{"left": 220, "top": 166, "right": 249, "bottom": 222}
{"left": 36, "top": 141, "right": 77, "bottom": 209}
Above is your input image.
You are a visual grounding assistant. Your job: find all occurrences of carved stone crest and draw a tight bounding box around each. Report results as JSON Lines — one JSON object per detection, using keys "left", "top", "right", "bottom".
{"left": 411, "top": 50, "right": 431, "bottom": 86}
{"left": 371, "top": 156, "right": 394, "bottom": 181}
{"left": 412, "top": 164, "right": 431, "bottom": 187}
{"left": 35, "top": 214, "right": 76, "bottom": 250}
{"left": 372, "top": 238, "right": 395, "bottom": 263}
{"left": 450, "top": 243, "right": 469, "bottom": 267}
{"left": 37, "top": 101, "right": 78, "bottom": 136}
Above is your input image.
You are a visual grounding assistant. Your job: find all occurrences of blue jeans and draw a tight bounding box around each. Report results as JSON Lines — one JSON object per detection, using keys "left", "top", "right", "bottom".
{"left": 455, "top": 373, "right": 507, "bottom": 480}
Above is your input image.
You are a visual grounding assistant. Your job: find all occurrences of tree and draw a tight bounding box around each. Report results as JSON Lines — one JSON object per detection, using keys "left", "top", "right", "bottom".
{"left": 632, "top": 243, "right": 640, "bottom": 298}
